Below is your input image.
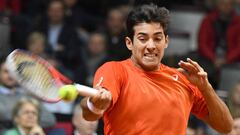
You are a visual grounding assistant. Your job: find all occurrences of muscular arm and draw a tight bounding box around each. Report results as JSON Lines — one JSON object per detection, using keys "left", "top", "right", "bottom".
{"left": 80, "top": 97, "right": 102, "bottom": 121}
{"left": 178, "top": 58, "right": 233, "bottom": 133}
{"left": 198, "top": 82, "right": 233, "bottom": 133}
{"left": 80, "top": 87, "right": 112, "bottom": 121}
{"left": 81, "top": 62, "right": 122, "bottom": 121}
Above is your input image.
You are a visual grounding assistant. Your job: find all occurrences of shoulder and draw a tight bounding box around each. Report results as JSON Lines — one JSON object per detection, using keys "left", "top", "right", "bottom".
{"left": 201, "top": 10, "right": 218, "bottom": 24}
{"left": 232, "top": 12, "right": 240, "bottom": 24}
{"left": 161, "top": 64, "right": 195, "bottom": 85}
{"left": 160, "top": 64, "right": 180, "bottom": 75}
{"left": 94, "top": 60, "right": 129, "bottom": 83}
{"left": 4, "top": 128, "right": 20, "bottom": 135}
{"left": 98, "top": 60, "right": 128, "bottom": 71}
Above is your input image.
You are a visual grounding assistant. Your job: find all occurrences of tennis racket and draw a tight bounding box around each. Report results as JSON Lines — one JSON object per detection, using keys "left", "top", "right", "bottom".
{"left": 6, "top": 49, "right": 98, "bottom": 103}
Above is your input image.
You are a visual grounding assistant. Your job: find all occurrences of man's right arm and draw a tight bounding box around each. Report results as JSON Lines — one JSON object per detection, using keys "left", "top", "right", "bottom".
{"left": 81, "top": 62, "right": 122, "bottom": 121}
{"left": 80, "top": 87, "right": 112, "bottom": 121}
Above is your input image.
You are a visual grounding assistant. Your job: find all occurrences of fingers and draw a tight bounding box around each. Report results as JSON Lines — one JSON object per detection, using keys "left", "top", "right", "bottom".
{"left": 178, "top": 58, "right": 203, "bottom": 74}
{"left": 198, "top": 71, "right": 208, "bottom": 78}
{"left": 90, "top": 87, "right": 112, "bottom": 110}
{"left": 186, "top": 58, "right": 207, "bottom": 78}
{"left": 178, "top": 60, "right": 198, "bottom": 74}
{"left": 186, "top": 58, "right": 204, "bottom": 72}
{"left": 29, "top": 125, "right": 45, "bottom": 135}
{"left": 178, "top": 58, "right": 208, "bottom": 79}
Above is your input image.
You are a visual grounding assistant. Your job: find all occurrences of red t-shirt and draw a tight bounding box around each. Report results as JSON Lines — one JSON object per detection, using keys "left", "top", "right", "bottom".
{"left": 93, "top": 59, "right": 208, "bottom": 135}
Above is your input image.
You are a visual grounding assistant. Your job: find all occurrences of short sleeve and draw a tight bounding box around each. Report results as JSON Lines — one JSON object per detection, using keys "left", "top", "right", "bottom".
{"left": 93, "top": 62, "right": 124, "bottom": 111}
{"left": 190, "top": 85, "right": 209, "bottom": 120}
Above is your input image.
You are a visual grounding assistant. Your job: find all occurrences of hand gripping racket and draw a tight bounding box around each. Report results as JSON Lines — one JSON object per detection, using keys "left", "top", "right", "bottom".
{"left": 6, "top": 49, "right": 98, "bottom": 103}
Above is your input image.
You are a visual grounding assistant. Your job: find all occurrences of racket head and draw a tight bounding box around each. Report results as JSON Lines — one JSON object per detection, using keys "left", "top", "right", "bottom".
{"left": 6, "top": 49, "right": 72, "bottom": 103}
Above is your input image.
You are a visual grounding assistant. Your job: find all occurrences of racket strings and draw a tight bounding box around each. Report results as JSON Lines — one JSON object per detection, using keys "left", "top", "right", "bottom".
{"left": 12, "top": 54, "right": 60, "bottom": 100}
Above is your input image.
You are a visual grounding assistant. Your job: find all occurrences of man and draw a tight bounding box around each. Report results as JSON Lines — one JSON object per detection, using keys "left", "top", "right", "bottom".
{"left": 198, "top": 0, "right": 240, "bottom": 87}
{"left": 105, "top": 8, "right": 131, "bottom": 61}
{"left": 80, "top": 4, "right": 233, "bottom": 134}
{"left": 84, "top": 32, "right": 108, "bottom": 86}
{"left": 33, "top": 0, "right": 86, "bottom": 77}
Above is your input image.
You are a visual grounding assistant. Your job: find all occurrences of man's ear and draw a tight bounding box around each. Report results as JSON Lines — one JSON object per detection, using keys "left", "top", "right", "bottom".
{"left": 125, "top": 37, "right": 133, "bottom": 51}
{"left": 165, "top": 35, "right": 169, "bottom": 49}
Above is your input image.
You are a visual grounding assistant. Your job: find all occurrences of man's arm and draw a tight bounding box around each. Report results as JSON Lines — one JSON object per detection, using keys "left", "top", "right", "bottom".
{"left": 199, "top": 83, "right": 233, "bottom": 133}
{"left": 178, "top": 58, "right": 233, "bottom": 133}
{"left": 80, "top": 87, "right": 112, "bottom": 121}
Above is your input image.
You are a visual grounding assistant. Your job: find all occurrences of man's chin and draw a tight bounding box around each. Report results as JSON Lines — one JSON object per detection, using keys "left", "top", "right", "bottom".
{"left": 141, "top": 62, "right": 160, "bottom": 71}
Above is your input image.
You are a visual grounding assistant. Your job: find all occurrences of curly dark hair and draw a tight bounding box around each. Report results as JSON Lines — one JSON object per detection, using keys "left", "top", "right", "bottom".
{"left": 126, "top": 4, "right": 170, "bottom": 40}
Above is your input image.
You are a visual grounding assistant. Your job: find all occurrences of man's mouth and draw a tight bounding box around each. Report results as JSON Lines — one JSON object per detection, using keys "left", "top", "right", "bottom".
{"left": 144, "top": 53, "right": 157, "bottom": 57}
{"left": 143, "top": 53, "right": 158, "bottom": 61}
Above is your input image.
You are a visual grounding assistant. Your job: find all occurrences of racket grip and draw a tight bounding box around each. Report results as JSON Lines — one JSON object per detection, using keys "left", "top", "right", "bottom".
{"left": 74, "top": 84, "right": 98, "bottom": 97}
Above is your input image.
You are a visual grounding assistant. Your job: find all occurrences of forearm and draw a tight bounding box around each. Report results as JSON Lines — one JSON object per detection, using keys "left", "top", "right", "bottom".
{"left": 200, "top": 84, "right": 233, "bottom": 133}
{"left": 80, "top": 97, "right": 102, "bottom": 121}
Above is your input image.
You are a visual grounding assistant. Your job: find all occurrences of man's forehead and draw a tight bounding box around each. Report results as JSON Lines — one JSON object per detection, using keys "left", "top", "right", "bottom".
{"left": 134, "top": 22, "right": 164, "bottom": 34}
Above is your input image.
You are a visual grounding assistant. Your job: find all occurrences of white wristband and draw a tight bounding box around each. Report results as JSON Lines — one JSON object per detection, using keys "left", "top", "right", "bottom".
{"left": 87, "top": 97, "right": 105, "bottom": 115}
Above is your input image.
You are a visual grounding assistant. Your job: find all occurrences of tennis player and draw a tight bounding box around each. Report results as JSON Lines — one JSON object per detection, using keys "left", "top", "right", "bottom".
{"left": 80, "top": 4, "right": 233, "bottom": 134}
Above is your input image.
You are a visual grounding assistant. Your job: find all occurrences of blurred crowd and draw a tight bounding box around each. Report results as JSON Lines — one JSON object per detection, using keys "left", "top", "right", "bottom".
{"left": 0, "top": 0, "right": 240, "bottom": 135}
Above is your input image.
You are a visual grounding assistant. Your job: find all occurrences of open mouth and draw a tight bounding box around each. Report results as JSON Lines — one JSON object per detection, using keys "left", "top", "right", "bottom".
{"left": 143, "top": 53, "right": 158, "bottom": 61}
{"left": 144, "top": 53, "right": 157, "bottom": 57}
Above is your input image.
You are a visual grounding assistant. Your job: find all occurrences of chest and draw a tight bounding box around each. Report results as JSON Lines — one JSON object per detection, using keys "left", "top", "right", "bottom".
{"left": 115, "top": 72, "right": 194, "bottom": 119}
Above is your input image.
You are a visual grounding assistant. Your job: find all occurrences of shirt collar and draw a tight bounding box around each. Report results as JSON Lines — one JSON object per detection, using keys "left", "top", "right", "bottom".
{"left": 17, "top": 126, "right": 27, "bottom": 135}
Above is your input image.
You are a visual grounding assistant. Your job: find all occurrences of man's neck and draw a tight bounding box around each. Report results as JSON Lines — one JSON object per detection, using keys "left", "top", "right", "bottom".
{"left": 219, "top": 11, "right": 232, "bottom": 22}
{"left": 130, "top": 56, "right": 161, "bottom": 72}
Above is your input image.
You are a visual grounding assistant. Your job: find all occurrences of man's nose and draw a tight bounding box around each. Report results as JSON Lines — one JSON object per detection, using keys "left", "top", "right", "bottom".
{"left": 146, "top": 39, "right": 156, "bottom": 51}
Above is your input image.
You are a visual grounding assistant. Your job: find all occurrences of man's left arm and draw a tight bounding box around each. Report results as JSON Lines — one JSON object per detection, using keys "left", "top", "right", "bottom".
{"left": 178, "top": 58, "right": 233, "bottom": 133}
{"left": 197, "top": 82, "right": 233, "bottom": 133}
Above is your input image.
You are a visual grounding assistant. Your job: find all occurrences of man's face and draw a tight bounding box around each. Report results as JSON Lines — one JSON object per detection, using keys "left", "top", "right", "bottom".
{"left": 217, "top": 0, "right": 233, "bottom": 15}
{"left": 88, "top": 33, "right": 106, "bottom": 56}
{"left": 28, "top": 40, "right": 45, "bottom": 55}
{"left": 47, "top": 1, "right": 64, "bottom": 24}
{"left": 125, "top": 22, "right": 168, "bottom": 71}
{"left": 64, "top": 0, "right": 76, "bottom": 8}
{"left": 0, "top": 62, "right": 17, "bottom": 87}
{"left": 107, "top": 9, "right": 124, "bottom": 35}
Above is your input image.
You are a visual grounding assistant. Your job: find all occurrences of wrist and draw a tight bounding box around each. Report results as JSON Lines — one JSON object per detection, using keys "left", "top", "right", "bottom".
{"left": 87, "top": 97, "right": 105, "bottom": 115}
{"left": 198, "top": 83, "right": 213, "bottom": 93}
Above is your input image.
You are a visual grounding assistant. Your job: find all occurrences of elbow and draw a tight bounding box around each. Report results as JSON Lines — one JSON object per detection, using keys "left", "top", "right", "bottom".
{"left": 217, "top": 127, "right": 232, "bottom": 134}
{"left": 223, "top": 120, "right": 234, "bottom": 133}
{"left": 216, "top": 120, "right": 233, "bottom": 133}
{"left": 82, "top": 110, "right": 102, "bottom": 121}
{"left": 208, "top": 115, "right": 234, "bottom": 133}
{"left": 82, "top": 114, "right": 100, "bottom": 121}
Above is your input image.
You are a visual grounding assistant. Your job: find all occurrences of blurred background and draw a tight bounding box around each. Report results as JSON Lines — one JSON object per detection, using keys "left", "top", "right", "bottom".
{"left": 0, "top": 0, "right": 240, "bottom": 135}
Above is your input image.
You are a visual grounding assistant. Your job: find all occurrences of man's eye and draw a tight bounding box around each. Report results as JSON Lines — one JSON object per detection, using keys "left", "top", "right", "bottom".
{"left": 139, "top": 38, "right": 146, "bottom": 42}
{"left": 155, "top": 38, "right": 162, "bottom": 42}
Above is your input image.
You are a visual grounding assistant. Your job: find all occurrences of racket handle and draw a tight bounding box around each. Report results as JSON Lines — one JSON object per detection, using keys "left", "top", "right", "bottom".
{"left": 74, "top": 84, "right": 98, "bottom": 97}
